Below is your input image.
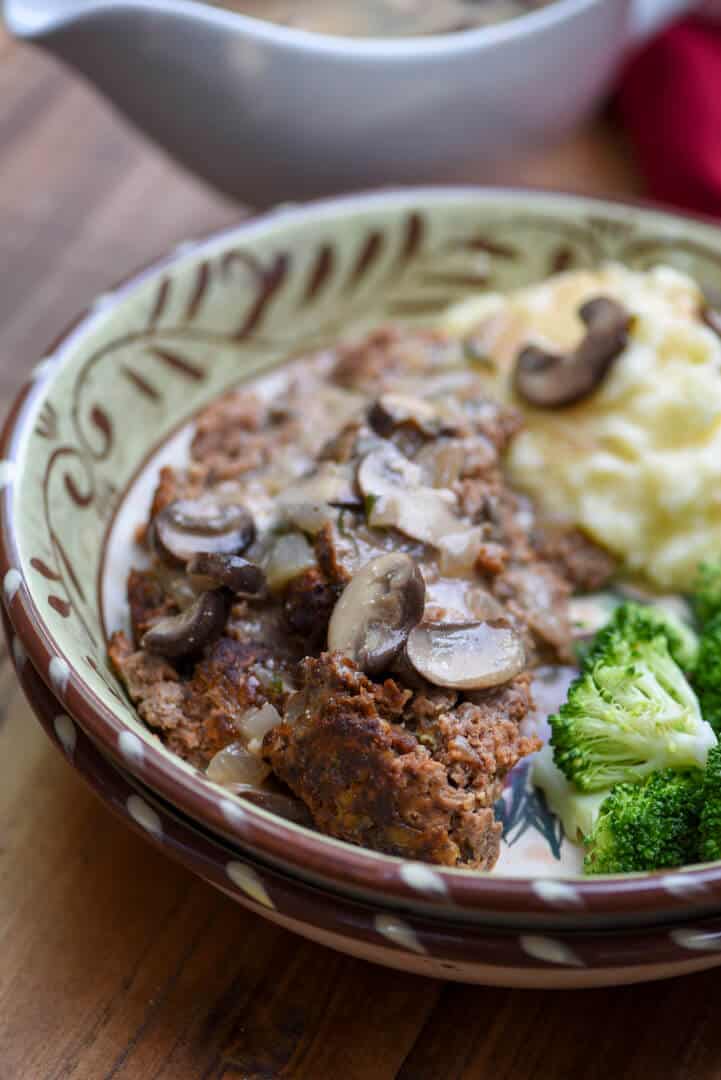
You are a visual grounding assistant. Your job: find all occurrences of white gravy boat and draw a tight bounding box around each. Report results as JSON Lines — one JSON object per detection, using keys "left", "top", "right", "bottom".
{"left": 2, "top": 0, "right": 701, "bottom": 206}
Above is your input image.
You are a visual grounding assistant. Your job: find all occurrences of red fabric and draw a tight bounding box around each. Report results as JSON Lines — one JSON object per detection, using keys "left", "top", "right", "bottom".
{"left": 617, "top": 18, "right": 721, "bottom": 216}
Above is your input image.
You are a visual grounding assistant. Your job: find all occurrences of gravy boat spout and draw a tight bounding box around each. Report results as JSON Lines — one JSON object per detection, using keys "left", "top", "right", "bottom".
{"left": 1, "top": 0, "right": 689, "bottom": 207}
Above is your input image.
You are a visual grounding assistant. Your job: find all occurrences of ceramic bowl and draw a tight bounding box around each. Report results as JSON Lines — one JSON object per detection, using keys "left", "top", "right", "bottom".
{"left": 12, "top": 608, "right": 721, "bottom": 989}
{"left": 5, "top": 188, "right": 721, "bottom": 933}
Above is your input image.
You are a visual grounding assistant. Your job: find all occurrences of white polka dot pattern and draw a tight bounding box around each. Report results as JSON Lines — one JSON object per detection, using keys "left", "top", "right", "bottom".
{"left": 226, "top": 861, "right": 275, "bottom": 908}
{"left": 659, "top": 874, "right": 708, "bottom": 898}
{"left": 220, "top": 799, "right": 248, "bottom": 829}
{"left": 118, "top": 730, "right": 145, "bottom": 768}
{"left": 519, "top": 935, "right": 584, "bottom": 967}
{"left": 532, "top": 880, "right": 584, "bottom": 907}
{"left": 3, "top": 568, "right": 22, "bottom": 603}
{"left": 53, "top": 713, "right": 76, "bottom": 756}
{"left": 126, "top": 795, "right": 163, "bottom": 839}
{"left": 670, "top": 928, "right": 721, "bottom": 952}
{"left": 31, "top": 357, "right": 56, "bottom": 380}
{"left": 49, "top": 656, "right": 70, "bottom": 696}
{"left": 399, "top": 863, "right": 449, "bottom": 899}
{"left": 90, "top": 293, "right": 114, "bottom": 313}
{"left": 12, "top": 636, "right": 26, "bottom": 669}
{"left": 0, "top": 461, "right": 15, "bottom": 490}
{"left": 374, "top": 915, "right": 427, "bottom": 955}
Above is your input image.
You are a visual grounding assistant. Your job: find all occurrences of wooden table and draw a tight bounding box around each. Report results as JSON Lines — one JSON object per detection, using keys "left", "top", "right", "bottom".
{"left": 4, "top": 28, "right": 721, "bottom": 1080}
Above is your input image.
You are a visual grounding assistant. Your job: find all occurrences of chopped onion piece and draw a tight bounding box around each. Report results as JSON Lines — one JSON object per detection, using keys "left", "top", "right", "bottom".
{"left": 206, "top": 742, "right": 271, "bottom": 788}
{"left": 239, "top": 702, "right": 283, "bottom": 755}
{"left": 264, "top": 533, "right": 316, "bottom": 592}
{"left": 438, "top": 527, "right": 484, "bottom": 576}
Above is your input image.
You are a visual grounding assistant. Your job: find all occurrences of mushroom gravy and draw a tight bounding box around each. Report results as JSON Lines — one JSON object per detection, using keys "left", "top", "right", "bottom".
{"left": 109, "top": 324, "right": 615, "bottom": 869}
{"left": 208, "top": 0, "right": 556, "bottom": 37}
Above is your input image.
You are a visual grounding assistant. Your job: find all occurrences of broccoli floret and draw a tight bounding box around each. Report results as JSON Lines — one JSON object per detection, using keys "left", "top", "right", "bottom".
{"left": 693, "top": 560, "right": 721, "bottom": 629}
{"left": 550, "top": 616, "right": 715, "bottom": 793}
{"left": 595, "top": 601, "right": 698, "bottom": 672}
{"left": 532, "top": 744, "right": 608, "bottom": 843}
{"left": 584, "top": 770, "right": 704, "bottom": 874}
{"left": 693, "top": 615, "right": 721, "bottom": 735}
{"left": 699, "top": 745, "right": 721, "bottom": 861}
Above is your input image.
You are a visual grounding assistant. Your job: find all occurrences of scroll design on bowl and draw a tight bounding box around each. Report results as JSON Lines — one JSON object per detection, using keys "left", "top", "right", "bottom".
{"left": 27, "top": 212, "right": 432, "bottom": 655}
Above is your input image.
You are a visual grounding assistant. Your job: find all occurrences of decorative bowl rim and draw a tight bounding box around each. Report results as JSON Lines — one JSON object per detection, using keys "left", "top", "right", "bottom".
{"left": 4, "top": 184, "right": 721, "bottom": 925}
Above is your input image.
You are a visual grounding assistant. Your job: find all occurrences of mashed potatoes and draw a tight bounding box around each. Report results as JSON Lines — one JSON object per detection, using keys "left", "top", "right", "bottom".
{"left": 444, "top": 263, "right": 721, "bottom": 590}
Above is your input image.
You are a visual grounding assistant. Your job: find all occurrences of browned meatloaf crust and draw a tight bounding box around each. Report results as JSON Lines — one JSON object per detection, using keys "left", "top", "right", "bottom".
{"left": 262, "top": 654, "right": 538, "bottom": 869}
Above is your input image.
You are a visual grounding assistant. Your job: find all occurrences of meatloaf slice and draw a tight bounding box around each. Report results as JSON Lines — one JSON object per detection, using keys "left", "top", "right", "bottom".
{"left": 262, "top": 653, "right": 539, "bottom": 869}
{"left": 109, "top": 632, "right": 271, "bottom": 768}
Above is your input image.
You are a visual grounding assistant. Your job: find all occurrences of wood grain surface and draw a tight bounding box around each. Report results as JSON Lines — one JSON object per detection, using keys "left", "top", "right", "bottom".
{"left": 4, "top": 25, "right": 721, "bottom": 1080}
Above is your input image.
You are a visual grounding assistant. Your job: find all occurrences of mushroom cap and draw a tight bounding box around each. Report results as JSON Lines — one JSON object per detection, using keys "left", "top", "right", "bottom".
{"left": 187, "top": 553, "right": 266, "bottom": 596}
{"left": 406, "top": 619, "right": 526, "bottom": 690}
{"left": 327, "top": 552, "right": 426, "bottom": 677}
{"left": 358, "top": 443, "right": 461, "bottom": 547}
{"left": 513, "top": 295, "right": 631, "bottom": 408}
{"left": 141, "top": 589, "right": 228, "bottom": 658}
{"left": 153, "top": 496, "right": 256, "bottom": 566}
{"left": 368, "top": 393, "right": 445, "bottom": 439}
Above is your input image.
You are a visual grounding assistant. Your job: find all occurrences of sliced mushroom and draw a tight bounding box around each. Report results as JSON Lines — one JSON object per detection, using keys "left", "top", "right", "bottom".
{"left": 358, "top": 444, "right": 460, "bottom": 547}
{"left": 357, "top": 443, "right": 423, "bottom": 499}
{"left": 280, "top": 462, "right": 362, "bottom": 512}
{"left": 416, "top": 436, "right": 496, "bottom": 489}
{"left": 327, "top": 552, "right": 426, "bottom": 677}
{"left": 153, "top": 496, "right": 255, "bottom": 566}
{"left": 276, "top": 463, "right": 362, "bottom": 536}
{"left": 187, "top": 553, "right": 266, "bottom": 596}
{"left": 406, "top": 619, "right": 526, "bottom": 690}
{"left": 513, "top": 295, "right": 631, "bottom": 408}
{"left": 368, "top": 393, "right": 445, "bottom": 439}
{"left": 141, "top": 589, "right": 228, "bottom": 658}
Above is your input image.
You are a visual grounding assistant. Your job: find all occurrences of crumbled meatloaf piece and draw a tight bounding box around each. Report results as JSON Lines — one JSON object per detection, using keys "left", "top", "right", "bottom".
{"left": 474, "top": 541, "right": 508, "bottom": 577}
{"left": 109, "top": 631, "right": 271, "bottom": 768}
{"left": 283, "top": 567, "right": 341, "bottom": 648}
{"left": 492, "top": 564, "right": 574, "bottom": 664}
{"left": 533, "top": 526, "right": 616, "bottom": 593}
{"left": 149, "top": 463, "right": 209, "bottom": 515}
{"left": 189, "top": 390, "right": 302, "bottom": 483}
{"left": 332, "top": 327, "right": 445, "bottom": 390}
{"left": 465, "top": 400, "right": 524, "bottom": 455}
{"left": 262, "top": 654, "right": 538, "bottom": 868}
{"left": 127, "top": 568, "right": 177, "bottom": 646}
{"left": 150, "top": 465, "right": 184, "bottom": 519}
{"left": 314, "top": 522, "right": 352, "bottom": 585}
{"left": 191, "top": 390, "right": 266, "bottom": 461}
{"left": 407, "top": 675, "right": 537, "bottom": 801}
